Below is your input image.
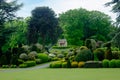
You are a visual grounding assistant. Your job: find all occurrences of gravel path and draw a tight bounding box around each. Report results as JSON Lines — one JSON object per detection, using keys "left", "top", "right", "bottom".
{"left": 0, "top": 62, "right": 52, "bottom": 72}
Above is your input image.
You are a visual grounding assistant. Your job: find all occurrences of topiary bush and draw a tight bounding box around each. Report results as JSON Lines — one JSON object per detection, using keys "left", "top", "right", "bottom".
{"left": 71, "top": 61, "right": 78, "bottom": 68}
{"left": 62, "top": 62, "right": 67, "bottom": 68}
{"left": 24, "top": 61, "right": 36, "bottom": 67}
{"left": 37, "top": 53, "right": 49, "bottom": 63}
{"left": 75, "top": 49, "right": 93, "bottom": 62}
{"left": 19, "top": 53, "right": 28, "bottom": 61}
{"left": 50, "top": 61, "right": 62, "bottom": 68}
{"left": 112, "top": 51, "right": 120, "bottom": 59}
{"left": 116, "top": 60, "right": 120, "bottom": 68}
{"left": 102, "top": 59, "right": 109, "bottom": 68}
{"left": 78, "top": 62, "right": 85, "bottom": 68}
{"left": 94, "top": 48, "right": 105, "bottom": 61}
{"left": 28, "top": 51, "right": 38, "bottom": 60}
{"left": 57, "top": 54, "right": 64, "bottom": 58}
{"left": 109, "top": 59, "right": 116, "bottom": 68}
{"left": 84, "top": 61, "right": 102, "bottom": 68}
{"left": 80, "top": 46, "right": 88, "bottom": 50}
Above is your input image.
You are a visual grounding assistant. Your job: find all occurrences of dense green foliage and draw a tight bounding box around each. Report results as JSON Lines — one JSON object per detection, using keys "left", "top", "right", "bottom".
{"left": 37, "top": 53, "right": 49, "bottom": 63}
{"left": 59, "top": 8, "right": 112, "bottom": 45}
{"left": 75, "top": 49, "right": 93, "bottom": 62}
{"left": 28, "top": 7, "right": 62, "bottom": 47}
{"left": 102, "top": 59, "right": 109, "bottom": 68}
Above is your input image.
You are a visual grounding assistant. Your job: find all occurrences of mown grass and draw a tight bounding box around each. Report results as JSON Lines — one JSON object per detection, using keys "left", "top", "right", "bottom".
{"left": 0, "top": 68, "right": 120, "bottom": 80}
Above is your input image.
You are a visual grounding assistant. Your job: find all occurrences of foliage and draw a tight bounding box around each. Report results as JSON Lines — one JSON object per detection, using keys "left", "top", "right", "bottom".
{"left": 78, "top": 62, "right": 85, "bottom": 68}
{"left": 37, "top": 53, "right": 49, "bottom": 63}
{"left": 59, "top": 8, "right": 112, "bottom": 45}
{"left": 35, "top": 59, "right": 42, "bottom": 64}
{"left": 80, "top": 46, "right": 88, "bottom": 50}
{"left": 10, "top": 65, "right": 17, "bottom": 68}
{"left": 2, "top": 65, "right": 9, "bottom": 68}
{"left": 71, "top": 61, "right": 78, "bottom": 68}
{"left": 0, "top": 0, "right": 23, "bottom": 53}
{"left": 109, "top": 59, "right": 116, "bottom": 68}
{"left": 105, "top": 0, "right": 120, "bottom": 24}
{"left": 24, "top": 61, "right": 36, "bottom": 67}
{"left": 102, "top": 59, "right": 109, "bottom": 68}
{"left": 52, "top": 46, "right": 70, "bottom": 49}
{"left": 50, "top": 61, "right": 62, "bottom": 68}
{"left": 10, "top": 54, "right": 19, "bottom": 65}
{"left": 57, "top": 54, "right": 64, "bottom": 58}
{"left": 112, "top": 51, "right": 120, "bottom": 59}
{"left": 28, "top": 51, "right": 38, "bottom": 60}
{"left": 116, "top": 60, "right": 120, "bottom": 68}
{"left": 75, "top": 49, "right": 93, "bottom": 62}
{"left": 19, "top": 63, "right": 27, "bottom": 68}
{"left": 0, "top": 55, "right": 7, "bottom": 65}
{"left": 28, "top": 6, "right": 62, "bottom": 47}
{"left": 30, "top": 43, "right": 43, "bottom": 53}
{"left": 62, "top": 62, "right": 67, "bottom": 68}
{"left": 94, "top": 48, "right": 105, "bottom": 61}
{"left": 84, "top": 61, "right": 102, "bottom": 68}
{"left": 19, "top": 53, "right": 28, "bottom": 61}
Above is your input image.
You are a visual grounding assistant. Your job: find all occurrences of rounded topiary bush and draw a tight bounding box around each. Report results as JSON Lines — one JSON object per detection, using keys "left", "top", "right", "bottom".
{"left": 78, "top": 62, "right": 85, "bottom": 68}
{"left": 75, "top": 49, "right": 93, "bottom": 62}
{"left": 28, "top": 51, "right": 38, "bottom": 60}
{"left": 19, "top": 53, "right": 28, "bottom": 61}
{"left": 112, "top": 51, "right": 120, "bottom": 59}
{"left": 71, "top": 61, "right": 78, "bottom": 68}
{"left": 109, "top": 59, "right": 116, "bottom": 68}
{"left": 102, "top": 59, "right": 109, "bottom": 68}
{"left": 2, "top": 65, "right": 9, "bottom": 68}
{"left": 94, "top": 48, "right": 105, "bottom": 61}
{"left": 116, "top": 60, "right": 120, "bottom": 68}
{"left": 80, "top": 46, "right": 88, "bottom": 50}
{"left": 57, "top": 54, "right": 64, "bottom": 58}
{"left": 38, "top": 53, "right": 49, "bottom": 63}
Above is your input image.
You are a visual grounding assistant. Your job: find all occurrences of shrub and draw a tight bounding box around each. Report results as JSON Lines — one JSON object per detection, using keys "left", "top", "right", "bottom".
{"left": 112, "top": 51, "right": 120, "bottom": 59}
{"left": 35, "top": 59, "right": 42, "bottom": 64}
{"left": 109, "top": 59, "right": 116, "bottom": 68}
{"left": 116, "top": 60, "right": 120, "bottom": 68}
{"left": 102, "top": 59, "right": 109, "bottom": 68}
{"left": 24, "top": 61, "right": 36, "bottom": 67}
{"left": 50, "top": 61, "right": 62, "bottom": 68}
{"left": 84, "top": 61, "right": 102, "bottom": 68}
{"left": 19, "top": 64, "right": 27, "bottom": 68}
{"left": 80, "top": 46, "right": 88, "bottom": 50}
{"left": 2, "top": 65, "right": 9, "bottom": 68}
{"left": 85, "top": 39, "right": 96, "bottom": 51}
{"left": 71, "top": 61, "right": 78, "bottom": 68}
{"left": 28, "top": 51, "right": 38, "bottom": 60}
{"left": 18, "top": 59, "right": 24, "bottom": 64}
{"left": 48, "top": 53, "right": 56, "bottom": 58}
{"left": 57, "top": 54, "right": 64, "bottom": 58}
{"left": 19, "top": 53, "right": 28, "bottom": 61}
{"left": 94, "top": 48, "right": 105, "bottom": 61}
{"left": 52, "top": 46, "right": 70, "bottom": 49}
{"left": 78, "top": 62, "right": 85, "bottom": 68}
{"left": 75, "top": 49, "right": 93, "bottom": 62}
{"left": 10, "top": 65, "right": 17, "bottom": 68}
{"left": 37, "top": 53, "right": 49, "bottom": 63}
{"left": 62, "top": 62, "right": 67, "bottom": 68}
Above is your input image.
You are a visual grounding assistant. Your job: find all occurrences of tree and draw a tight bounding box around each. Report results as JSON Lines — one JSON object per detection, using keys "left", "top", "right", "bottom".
{"left": 0, "top": 0, "right": 22, "bottom": 53}
{"left": 105, "top": 0, "right": 120, "bottom": 25}
{"left": 28, "top": 7, "right": 62, "bottom": 47}
{"left": 59, "top": 8, "right": 112, "bottom": 46}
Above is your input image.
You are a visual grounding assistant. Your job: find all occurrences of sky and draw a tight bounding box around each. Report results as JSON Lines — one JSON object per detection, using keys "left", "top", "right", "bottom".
{"left": 7, "top": 0, "right": 116, "bottom": 21}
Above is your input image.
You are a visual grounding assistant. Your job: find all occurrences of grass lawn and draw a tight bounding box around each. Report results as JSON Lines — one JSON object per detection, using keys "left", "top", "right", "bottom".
{"left": 0, "top": 68, "right": 120, "bottom": 80}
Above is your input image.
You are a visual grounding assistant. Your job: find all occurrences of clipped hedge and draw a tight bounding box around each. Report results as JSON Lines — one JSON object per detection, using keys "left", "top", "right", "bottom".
{"left": 24, "top": 61, "right": 36, "bottom": 67}
{"left": 109, "top": 59, "right": 116, "bottom": 68}
{"left": 102, "top": 59, "right": 109, "bottom": 68}
{"left": 78, "top": 62, "right": 85, "bottom": 68}
{"left": 50, "top": 61, "right": 62, "bottom": 68}
{"left": 62, "top": 62, "right": 67, "bottom": 68}
{"left": 52, "top": 46, "right": 70, "bottom": 49}
{"left": 84, "top": 61, "right": 102, "bottom": 68}
{"left": 116, "top": 60, "right": 120, "bottom": 68}
{"left": 19, "top": 64, "right": 27, "bottom": 68}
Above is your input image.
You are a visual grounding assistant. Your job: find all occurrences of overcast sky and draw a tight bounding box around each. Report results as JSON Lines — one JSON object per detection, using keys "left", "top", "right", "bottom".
{"left": 7, "top": 0, "right": 116, "bottom": 21}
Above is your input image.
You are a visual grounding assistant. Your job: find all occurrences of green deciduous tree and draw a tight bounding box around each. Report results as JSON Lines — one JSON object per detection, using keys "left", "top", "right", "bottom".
{"left": 28, "top": 7, "right": 62, "bottom": 47}
{"left": 0, "top": 0, "right": 22, "bottom": 53}
{"left": 59, "top": 8, "right": 112, "bottom": 46}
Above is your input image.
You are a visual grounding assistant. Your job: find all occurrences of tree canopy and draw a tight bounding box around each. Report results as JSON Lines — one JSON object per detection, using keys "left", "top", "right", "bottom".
{"left": 59, "top": 8, "right": 113, "bottom": 46}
